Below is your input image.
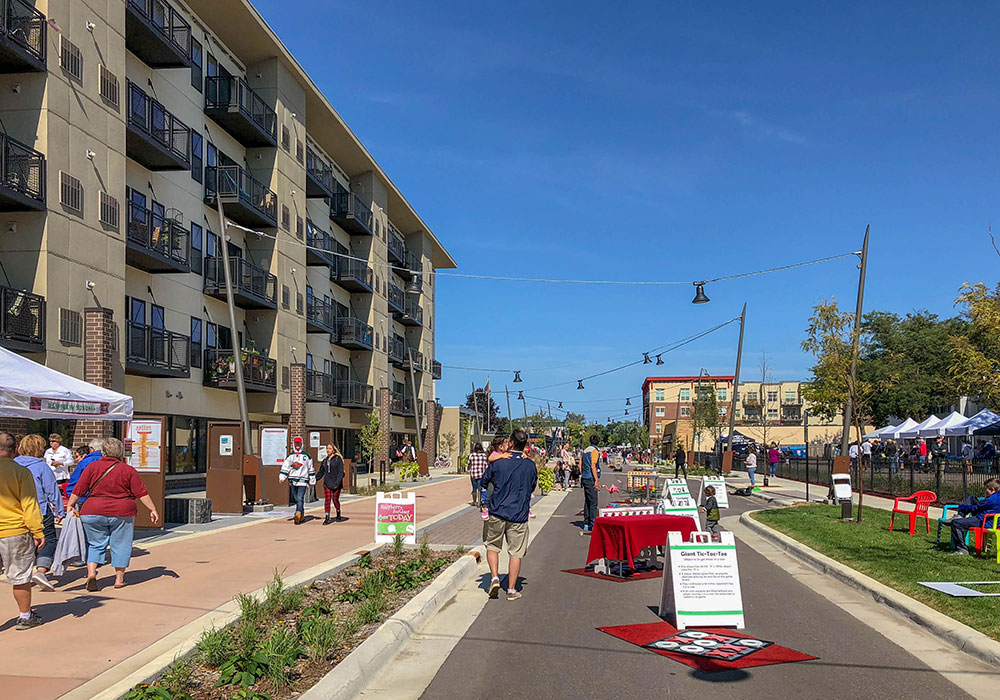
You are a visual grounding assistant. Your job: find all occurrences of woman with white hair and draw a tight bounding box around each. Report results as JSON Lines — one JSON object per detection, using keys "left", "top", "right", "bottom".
{"left": 65, "top": 438, "right": 159, "bottom": 590}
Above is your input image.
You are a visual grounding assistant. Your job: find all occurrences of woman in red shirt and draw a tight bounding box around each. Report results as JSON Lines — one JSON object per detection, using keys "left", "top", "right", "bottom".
{"left": 65, "top": 437, "right": 159, "bottom": 591}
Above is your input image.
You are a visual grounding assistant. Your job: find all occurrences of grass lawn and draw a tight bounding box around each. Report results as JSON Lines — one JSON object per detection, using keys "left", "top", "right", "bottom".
{"left": 752, "top": 504, "right": 1000, "bottom": 640}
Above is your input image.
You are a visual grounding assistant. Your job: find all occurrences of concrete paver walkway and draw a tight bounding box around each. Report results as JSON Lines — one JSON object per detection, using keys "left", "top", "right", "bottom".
{"left": 0, "top": 476, "right": 470, "bottom": 700}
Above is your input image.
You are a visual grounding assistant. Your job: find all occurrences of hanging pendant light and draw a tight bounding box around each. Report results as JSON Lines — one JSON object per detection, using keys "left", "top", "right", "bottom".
{"left": 406, "top": 275, "right": 422, "bottom": 294}
{"left": 625, "top": 409, "right": 629, "bottom": 415}
{"left": 577, "top": 380, "right": 584, "bottom": 390}
{"left": 692, "top": 282, "right": 710, "bottom": 304}
{"left": 625, "top": 397, "right": 631, "bottom": 406}
{"left": 517, "top": 391, "right": 524, "bottom": 401}
{"left": 558, "top": 401, "right": 563, "bottom": 409}
{"left": 513, "top": 370, "right": 522, "bottom": 383}
{"left": 643, "top": 353, "right": 652, "bottom": 364}
{"left": 656, "top": 354, "right": 664, "bottom": 365}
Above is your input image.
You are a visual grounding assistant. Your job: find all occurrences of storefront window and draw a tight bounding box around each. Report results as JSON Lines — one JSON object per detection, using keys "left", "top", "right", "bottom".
{"left": 169, "top": 416, "right": 208, "bottom": 474}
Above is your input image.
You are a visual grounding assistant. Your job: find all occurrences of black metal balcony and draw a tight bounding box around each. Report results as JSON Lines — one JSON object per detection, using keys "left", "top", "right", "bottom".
{"left": 305, "top": 146, "right": 334, "bottom": 199}
{"left": 431, "top": 360, "right": 442, "bottom": 380}
{"left": 388, "top": 336, "right": 404, "bottom": 367}
{"left": 126, "top": 81, "right": 191, "bottom": 171}
{"left": 396, "top": 250, "right": 420, "bottom": 280}
{"left": 0, "top": 285, "right": 43, "bottom": 353}
{"left": 125, "top": 201, "right": 190, "bottom": 273}
{"left": 1, "top": 0, "right": 45, "bottom": 73}
{"left": 332, "top": 258, "right": 373, "bottom": 293}
{"left": 205, "top": 164, "right": 277, "bottom": 229}
{"left": 390, "top": 391, "right": 414, "bottom": 416}
{"left": 125, "top": 0, "right": 192, "bottom": 68}
{"left": 400, "top": 347, "right": 423, "bottom": 373}
{"left": 204, "top": 76, "right": 277, "bottom": 147}
{"left": 334, "top": 316, "right": 373, "bottom": 351}
{"left": 335, "top": 380, "right": 373, "bottom": 409}
{"left": 125, "top": 321, "right": 190, "bottom": 378}
{"left": 387, "top": 228, "right": 405, "bottom": 265}
{"left": 305, "top": 221, "right": 340, "bottom": 270}
{"left": 203, "top": 256, "right": 277, "bottom": 310}
{"left": 395, "top": 298, "right": 423, "bottom": 327}
{"left": 305, "top": 297, "right": 336, "bottom": 335}
{"left": 330, "top": 189, "right": 373, "bottom": 236}
{"left": 306, "top": 369, "right": 335, "bottom": 403}
{"left": 0, "top": 133, "right": 44, "bottom": 211}
{"left": 203, "top": 349, "right": 276, "bottom": 393}
{"left": 387, "top": 282, "right": 404, "bottom": 315}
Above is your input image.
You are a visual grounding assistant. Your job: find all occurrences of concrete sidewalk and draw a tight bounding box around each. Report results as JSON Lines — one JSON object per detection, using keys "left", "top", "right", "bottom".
{"left": 0, "top": 476, "right": 470, "bottom": 700}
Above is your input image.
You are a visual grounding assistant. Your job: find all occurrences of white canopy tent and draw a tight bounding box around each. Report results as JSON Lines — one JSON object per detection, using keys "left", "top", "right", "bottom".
{"left": 884, "top": 417, "right": 919, "bottom": 440}
{"left": 917, "top": 411, "right": 968, "bottom": 438}
{"left": 944, "top": 409, "right": 1000, "bottom": 437}
{"left": 864, "top": 423, "right": 899, "bottom": 440}
{"left": 0, "top": 346, "right": 132, "bottom": 421}
{"left": 898, "top": 415, "right": 939, "bottom": 440}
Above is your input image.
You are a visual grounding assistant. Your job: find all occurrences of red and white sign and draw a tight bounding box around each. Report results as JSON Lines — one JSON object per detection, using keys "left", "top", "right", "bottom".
{"left": 376, "top": 491, "right": 417, "bottom": 544}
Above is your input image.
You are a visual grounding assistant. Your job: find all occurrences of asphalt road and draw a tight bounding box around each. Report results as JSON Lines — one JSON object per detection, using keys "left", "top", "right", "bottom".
{"left": 420, "top": 474, "right": 976, "bottom": 700}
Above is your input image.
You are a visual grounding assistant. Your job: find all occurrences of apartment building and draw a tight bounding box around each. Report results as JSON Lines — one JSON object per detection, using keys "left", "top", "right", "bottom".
{"left": 642, "top": 376, "right": 851, "bottom": 451}
{"left": 0, "top": 0, "right": 454, "bottom": 485}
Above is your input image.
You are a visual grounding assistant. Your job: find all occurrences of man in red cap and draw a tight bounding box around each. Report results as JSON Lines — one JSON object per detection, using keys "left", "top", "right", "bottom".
{"left": 279, "top": 436, "right": 315, "bottom": 524}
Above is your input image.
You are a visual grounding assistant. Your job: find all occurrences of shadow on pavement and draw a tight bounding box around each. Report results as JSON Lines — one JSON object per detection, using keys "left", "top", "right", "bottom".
{"left": 0, "top": 595, "right": 105, "bottom": 630}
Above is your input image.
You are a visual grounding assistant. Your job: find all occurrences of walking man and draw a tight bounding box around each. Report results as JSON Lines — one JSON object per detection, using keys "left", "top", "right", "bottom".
{"left": 279, "top": 436, "right": 315, "bottom": 524}
{"left": 673, "top": 442, "right": 687, "bottom": 479}
{"left": 580, "top": 434, "right": 601, "bottom": 532}
{"left": 0, "top": 432, "right": 45, "bottom": 629}
{"left": 482, "top": 429, "right": 537, "bottom": 600}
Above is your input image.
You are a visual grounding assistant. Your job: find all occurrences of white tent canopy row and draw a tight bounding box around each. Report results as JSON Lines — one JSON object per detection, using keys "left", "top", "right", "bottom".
{"left": 865, "top": 410, "right": 1000, "bottom": 441}
{"left": 916, "top": 411, "right": 967, "bottom": 437}
{"left": 945, "top": 409, "right": 1000, "bottom": 436}
{"left": 0, "top": 346, "right": 132, "bottom": 421}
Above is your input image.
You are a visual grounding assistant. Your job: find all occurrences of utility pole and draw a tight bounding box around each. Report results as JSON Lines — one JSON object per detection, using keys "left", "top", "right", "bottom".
{"left": 471, "top": 381, "right": 482, "bottom": 441}
{"left": 726, "top": 303, "right": 747, "bottom": 455}
{"left": 505, "top": 386, "right": 512, "bottom": 424}
{"left": 804, "top": 408, "right": 810, "bottom": 502}
{"left": 840, "top": 226, "right": 870, "bottom": 457}
{"left": 215, "top": 197, "right": 266, "bottom": 503}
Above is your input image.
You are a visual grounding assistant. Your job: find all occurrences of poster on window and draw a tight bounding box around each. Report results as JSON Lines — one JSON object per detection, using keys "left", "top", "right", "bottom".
{"left": 126, "top": 419, "right": 162, "bottom": 473}
{"left": 261, "top": 427, "right": 289, "bottom": 466}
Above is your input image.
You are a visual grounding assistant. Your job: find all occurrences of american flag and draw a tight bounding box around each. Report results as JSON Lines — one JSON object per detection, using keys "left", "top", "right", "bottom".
{"left": 484, "top": 378, "right": 491, "bottom": 396}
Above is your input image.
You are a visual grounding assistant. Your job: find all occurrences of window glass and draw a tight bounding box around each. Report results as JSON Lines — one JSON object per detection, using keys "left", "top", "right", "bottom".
{"left": 678, "top": 388, "right": 689, "bottom": 401}
{"left": 170, "top": 417, "right": 207, "bottom": 474}
{"left": 191, "top": 39, "right": 203, "bottom": 91}
{"left": 130, "top": 298, "right": 145, "bottom": 324}
{"left": 217, "top": 325, "right": 232, "bottom": 349}
{"left": 190, "top": 223, "right": 203, "bottom": 274}
{"left": 190, "top": 318, "right": 202, "bottom": 367}
{"left": 206, "top": 53, "right": 218, "bottom": 78}
{"left": 654, "top": 388, "right": 665, "bottom": 401}
{"left": 151, "top": 305, "right": 165, "bottom": 329}
{"left": 655, "top": 407, "right": 665, "bottom": 417}
{"left": 306, "top": 354, "right": 313, "bottom": 370}
{"left": 205, "top": 322, "right": 216, "bottom": 349}
{"left": 680, "top": 407, "right": 690, "bottom": 417}
{"left": 767, "top": 391, "right": 778, "bottom": 402}
{"left": 717, "top": 388, "right": 727, "bottom": 401}
{"left": 191, "top": 132, "right": 203, "bottom": 183}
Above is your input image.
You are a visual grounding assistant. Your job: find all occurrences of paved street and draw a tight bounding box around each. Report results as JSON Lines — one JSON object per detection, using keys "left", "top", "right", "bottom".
{"left": 420, "top": 473, "right": 990, "bottom": 699}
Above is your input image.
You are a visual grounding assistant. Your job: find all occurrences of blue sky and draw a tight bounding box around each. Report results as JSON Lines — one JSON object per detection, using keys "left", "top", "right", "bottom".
{"left": 256, "top": 1, "right": 1000, "bottom": 422}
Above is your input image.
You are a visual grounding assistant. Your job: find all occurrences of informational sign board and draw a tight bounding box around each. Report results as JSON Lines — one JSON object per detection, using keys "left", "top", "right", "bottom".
{"left": 317, "top": 445, "right": 328, "bottom": 462}
{"left": 660, "top": 531, "right": 745, "bottom": 630}
{"left": 309, "top": 431, "right": 321, "bottom": 448}
{"left": 832, "top": 473, "right": 852, "bottom": 502}
{"left": 666, "top": 478, "right": 692, "bottom": 503}
{"left": 126, "top": 419, "right": 162, "bottom": 473}
{"left": 918, "top": 581, "right": 1000, "bottom": 597}
{"left": 698, "top": 477, "right": 730, "bottom": 508}
{"left": 219, "top": 434, "right": 234, "bottom": 456}
{"left": 657, "top": 499, "right": 701, "bottom": 529}
{"left": 375, "top": 491, "right": 417, "bottom": 544}
{"left": 261, "top": 427, "right": 289, "bottom": 466}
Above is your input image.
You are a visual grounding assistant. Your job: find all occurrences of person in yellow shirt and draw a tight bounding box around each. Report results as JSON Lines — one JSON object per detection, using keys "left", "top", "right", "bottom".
{"left": 0, "top": 432, "right": 44, "bottom": 630}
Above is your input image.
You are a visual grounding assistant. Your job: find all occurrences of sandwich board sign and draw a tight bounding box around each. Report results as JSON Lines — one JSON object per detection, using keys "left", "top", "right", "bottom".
{"left": 666, "top": 478, "right": 692, "bottom": 503}
{"left": 659, "top": 531, "right": 745, "bottom": 630}
{"left": 698, "top": 477, "right": 730, "bottom": 508}
{"left": 657, "top": 496, "right": 700, "bottom": 530}
{"left": 375, "top": 491, "right": 417, "bottom": 544}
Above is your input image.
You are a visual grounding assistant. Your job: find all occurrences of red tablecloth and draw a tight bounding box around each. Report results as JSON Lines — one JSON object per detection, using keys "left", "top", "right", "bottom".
{"left": 586, "top": 514, "right": 697, "bottom": 569}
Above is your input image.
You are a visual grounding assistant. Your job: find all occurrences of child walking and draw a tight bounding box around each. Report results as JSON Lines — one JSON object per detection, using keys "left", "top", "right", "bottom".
{"left": 701, "top": 485, "right": 721, "bottom": 537}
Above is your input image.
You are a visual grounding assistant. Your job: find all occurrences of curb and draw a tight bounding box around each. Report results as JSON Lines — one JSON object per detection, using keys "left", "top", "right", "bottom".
{"left": 299, "top": 552, "right": 482, "bottom": 700}
{"left": 740, "top": 510, "right": 1000, "bottom": 667}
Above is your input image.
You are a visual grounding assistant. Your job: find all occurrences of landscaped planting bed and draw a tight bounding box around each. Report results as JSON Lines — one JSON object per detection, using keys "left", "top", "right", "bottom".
{"left": 124, "top": 540, "right": 462, "bottom": 700}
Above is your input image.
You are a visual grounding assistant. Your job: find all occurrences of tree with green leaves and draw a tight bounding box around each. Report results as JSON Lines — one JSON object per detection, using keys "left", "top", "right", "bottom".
{"left": 465, "top": 390, "right": 501, "bottom": 432}
{"left": 949, "top": 282, "right": 1000, "bottom": 407}
{"left": 358, "top": 408, "right": 381, "bottom": 471}
{"left": 691, "top": 377, "right": 719, "bottom": 455}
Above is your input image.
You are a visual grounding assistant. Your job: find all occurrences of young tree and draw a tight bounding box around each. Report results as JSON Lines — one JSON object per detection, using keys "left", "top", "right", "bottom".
{"left": 745, "top": 353, "right": 775, "bottom": 449}
{"left": 440, "top": 431, "right": 457, "bottom": 461}
{"left": 691, "top": 377, "right": 719, "bottom": 457}
{"left": 801, "top": 300, "right": 875, "bottom": 522}
{"left": 358, "top": 408, "right": 381, "bottom": 471}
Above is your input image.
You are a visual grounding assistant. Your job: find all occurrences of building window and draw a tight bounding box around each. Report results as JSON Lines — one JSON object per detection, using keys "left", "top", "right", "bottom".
{"left": 768, "top": 391, "right": 778, "bottom": 402}
{"left": 767, "top": 409, "right": 779, "bottom": 419}
{"left": 281, "top": 125, "right": 290, "bottom": 151}
{"left": 747, "top": 392, "right": 758, "bottom": 402}
{"left": 785, "top": 391, "right": 797, "bottom": 401}
{"left": 746, "top": 408, "right": 758, "bottom": 418}
{"left": 60, "top": 36, "right": 83, "bottom": 82}
{"left": 190, "top": 223, "right": 203, "bottom": 274}
{"left": 719, "top": 406, "right": 727, "bottom": 417}
{"left": 654, "top": 388, "right": 665, "bottom": 402}
{"left": 281, "top": 285, "right": 290, "bottom": 310}
{"left": 296, "top": 216, "right": 303, "bottom": 240}
{"left": 734, "top": 409, "right": 741, "bottom": 419}
{"left": 59, "top": 308, "right": 82, "bottom": 346}
{"left": 191, "top": 132, "right": 203, "bottom": 183}
{"left": 191, "top": 38, "right": 203, "bottom": 91}
{"left": 60, "top": 172, "right": 83, "bottom": 212}
{"left": 680, "top": 406, "right": 690, "bottom": 417}
{"left": 281, "top": 204, "right": 290, "bottom": 230}
{"left": 281, "top": 365, "right": 290, "bottom": 389}
{"left": 717, "top": 388, "right": 727, "bottom": 401}
{"left": 99, "top": 191, "right": 119, "bottom": 229}
{"left": 655, "top": 423, "right": 662, "bottom": 434}
{"left": 295, "top": 139, "right": 304, "bottom": 164}
{"left": 190, "top": 318, "right": 202, "bottom": 368}
{"left": 678, "top": 388, "right": 689, "bottom": 401}
{"left": 296, "top": 293, "right": 303, "bottom": 315}
{"left": 98, "top": 64, "right": 120, "bottom": 109}
{"left": 655, "top": 407, "right": 665, "bottom": 417}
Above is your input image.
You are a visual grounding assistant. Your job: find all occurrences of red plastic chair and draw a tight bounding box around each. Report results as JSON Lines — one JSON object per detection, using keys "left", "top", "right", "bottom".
{"left": 967, "top": 513, "right": 1000, "bottom": 555}
{"left": 889, "top": 490, "right": 937, "bottom": 535}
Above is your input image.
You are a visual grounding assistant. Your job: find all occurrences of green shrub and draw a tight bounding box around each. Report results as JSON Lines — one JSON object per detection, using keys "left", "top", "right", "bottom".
{"left": 159, "top": 659, "right": 193, "bottom": 696}
{"left": 123, "top": 685, "right": 182, "bottom": 700}
{"left": 236, "top": 593, "right": 265, "bottom": 627}
{"left": 258, "top": 627, "right": 303, "bottom": 688}
{"left": 235, "top": 620, "right": 261, "bottom": 652}
{"left": 536, "top": 465, "right": 555, "bottom": 494}
{"left": 195, "top": 627, "right": 236, "bottom": 668}
{"left": 396, "top": 461, "right": 420, "bottom": 481}
{"left": 301, "top": 615, "right": 342, "bottom": 662}
{"left": 262, "top": 571, "right": 304, "bottom": 615}
{"left": 230, "top": 691, "right": 272, "bottom": 700}
{"left": 392, "top": 533, "right": 405, "bottom": 556}
{"left": 215, "top": 650, "right": 270, "bottom": 689}
{"left": 354, "top": 596, "right": 385, "bottom": 625}
{"left": 418, "top": 534, "right": 431, "bottom": 560}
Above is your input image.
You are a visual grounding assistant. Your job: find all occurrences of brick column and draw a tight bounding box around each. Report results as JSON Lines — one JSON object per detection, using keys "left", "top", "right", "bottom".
{"left": 377, "top": 387, "right": 391, "bottom": 479}
{"left": 289, "top": 363, "right": 306, "bottom": 442}
{"left": 76, "top": 307, "right": 116, "bottom": 444}
{"left": 422, "top": 399, "right": 438, "bottom": 458}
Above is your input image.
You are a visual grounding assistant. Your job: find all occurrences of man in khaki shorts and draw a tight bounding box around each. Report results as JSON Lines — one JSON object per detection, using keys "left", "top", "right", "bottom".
{"left": 482, "top": 428, "right": 537, "bottom": 601}
{"left": 0, "top": 432, "right": 45, "bottom": 629}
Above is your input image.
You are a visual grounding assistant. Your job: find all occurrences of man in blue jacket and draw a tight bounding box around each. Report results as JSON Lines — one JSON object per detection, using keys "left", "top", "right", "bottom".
{"left": 482, "top": 428, "right": 537, "bottom": 601}
{"left": 951, "top": 478, "right": 1000, "bottom": 554}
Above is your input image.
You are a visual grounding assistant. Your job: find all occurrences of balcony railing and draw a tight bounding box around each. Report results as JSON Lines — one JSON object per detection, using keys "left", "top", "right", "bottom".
{"left": 204, "top": 76, "right": 277, "bottom": 147}
{"left": 125, "top": 321, "right": 190, "bottom": 378}
{"left": 305, "top": 145, "right": 334, "bottom": 198}
{"left": 387, "top": 229, "right": 405, "bottom": 264}
{"left": 0, "top": 284, "right": 43, "bottom": 352}
{"left": 388, "top": 336, "right": 404, "bottom": 367}
{"left": 305, "top": 221, "right": 340, "bottom": 269}
{"left": 305, "top": 369, "right": 335, "bottom": 403}
{"left": 330, "top": 189, "right": 373, "bottom": 236}
{"left": 401, "top": 347, "right": 424, "bottom": 372}
{"left": 390, "top": 391, "right": 414, "bottom": 416}
{"left": 336, "top": 380, "right": 373, "bottom": 409}
{"left": 1, "top": 0, "right": 46, "bottom": 73}
{"left": 332, "top": 258, "right": 373, "bottom": 293}
{"left": 126, "top": 80, "right": 191, "bottom": 170}
{"left": 0, "top": 133, "right": 44, "bottom": 210}
{"left": 395, "top": 298, "right": 423, "bottom": 327}
{"left": 125, "top": 0, "right": 192, "bottom": 68}
{"left": 203, "top": 348, "right": 276, "bottom": 393}
{"left": 396, "top": 250, "right": 420, "bottom": 279}
{"left": 125, "top": 201, "right": 190, "bottom": 273}
{"left": 205, "top": 164, "right": 277, "bottom": 228}
{"left": 334, "top": 316, "right": 374, "bottom": 351}
{"left": 781, "top": 397, "right": 802, "bottom": 405}
{"left": 387, "top": 282, "right": 404, "bottom": 314}
{"left": 431, "top": 360, "right": 442, "bottom": 380}
{"left": 203, "top": 256, "right": 277, "bottom": 309}
{"left": 305, "top": 296, "right": 336, "bottom": 334}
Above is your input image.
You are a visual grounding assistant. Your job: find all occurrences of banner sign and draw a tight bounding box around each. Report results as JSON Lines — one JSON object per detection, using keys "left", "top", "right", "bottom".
{"left": 29, "top": 397, "right": 109, "bottom": 415}
{"left": 698, "top": 477, "right": 730, "bottom": 508}
{"left": 376, "top": 491, "right": 417, "bottom": 544}
{"left": 660, "top": 531, "right": 745, "bottom": 630}
{"left": 125, "top": 419, "right": 162, "bottom": 473}
{"left": 261, "top": 427, "right": 289, "bottom": 466}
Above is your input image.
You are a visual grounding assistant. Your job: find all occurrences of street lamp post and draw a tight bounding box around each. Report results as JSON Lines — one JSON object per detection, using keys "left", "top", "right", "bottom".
{"left": 840, "top": 226, "right": 871, "bottom": 457}
{"left": 726, "top": 303, "right": 747, "bottom": 457}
